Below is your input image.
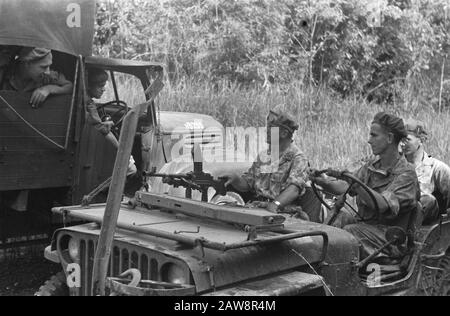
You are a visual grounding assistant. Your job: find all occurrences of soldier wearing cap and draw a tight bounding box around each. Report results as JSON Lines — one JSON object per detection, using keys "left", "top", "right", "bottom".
{"left": 311, "top": 112, "right": 420, "bottom": 261}
{"left": 402, "top": 119, "right": 450, "bottom": 224}
{"left": 224, "top": 106, "right": 311, "bottom": 219}
{"left": 1, "top": 47, "right": 73, "bottom": 108}
{"left": 85, "top": 67, "right": 137, "bottom": 175}
{"left": 86, "top": 68, "right": 117, "bottom": 146}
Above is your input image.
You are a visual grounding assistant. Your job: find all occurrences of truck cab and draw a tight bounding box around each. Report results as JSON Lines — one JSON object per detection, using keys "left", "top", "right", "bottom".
{"left": 0, "top": 0, "right": 227, "bottom": 261}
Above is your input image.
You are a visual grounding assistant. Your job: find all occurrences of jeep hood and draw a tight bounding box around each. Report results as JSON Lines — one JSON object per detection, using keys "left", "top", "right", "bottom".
{"left": 158, "top": 111, "right": 223, "bottom": 135}
{"left": 54, "top": 204, "right": 360, "bottom": 294}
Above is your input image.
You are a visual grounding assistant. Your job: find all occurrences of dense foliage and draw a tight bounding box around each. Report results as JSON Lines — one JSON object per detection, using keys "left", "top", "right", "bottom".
{"left": 95, "top": 0, "right": 450, "bottom": 106}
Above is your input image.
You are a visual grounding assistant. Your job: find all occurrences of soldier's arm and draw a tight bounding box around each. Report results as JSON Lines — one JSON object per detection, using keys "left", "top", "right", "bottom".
{"left": 41, "top": 82, "right": 73, "bottom": 96}
{"left": 312, "top": 171, "right": 390, "bottom": 213}
{"left": 226, "top": 158, "right": 261, "bottom": 193}
{"left": 433, "top": 160, "right": 450, "bottom": 209}
{"left": 271, "top": 185, "right": 300, "bottom": 209}
{"left": 225, "top": 174, "right": 252, "bottom": 193}
{"left": 312, "top": 176, "right": 349, "bottom": 195}
{"left": 225, "top": 167, "right": 254, "bottom": 193}
{"left": 352, "top": 185, "right": 390, "bottom": 214}
{"left": 369, "top": 172, "right": 419, "bottom": 220}
{"left": 43, "top": 71, "right": 73, "bottom": 95}
{"left": 268, "top": 154, "right": 306, "bottom": 212}
{"left": 30, "top": 72, "right": 73, "bottom": 107}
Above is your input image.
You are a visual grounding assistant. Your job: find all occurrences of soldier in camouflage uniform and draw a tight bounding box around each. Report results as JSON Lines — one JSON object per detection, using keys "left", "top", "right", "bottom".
{"left": 225, "top": 106, "right": 312, "bottom": 220}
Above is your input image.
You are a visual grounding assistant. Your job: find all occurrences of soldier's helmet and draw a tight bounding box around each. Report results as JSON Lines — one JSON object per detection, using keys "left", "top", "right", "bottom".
{"left": 267, "top": 105, "right": 299, "bottom": 135}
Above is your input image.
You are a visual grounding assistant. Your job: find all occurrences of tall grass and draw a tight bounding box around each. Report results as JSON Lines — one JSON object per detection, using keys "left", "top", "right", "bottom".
{"left": 107, "top": 78, "right": 450, "bottom": 169}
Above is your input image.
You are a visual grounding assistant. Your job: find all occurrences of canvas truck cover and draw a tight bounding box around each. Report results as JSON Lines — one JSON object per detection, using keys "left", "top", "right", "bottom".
{"left": 0, "top": 0, "right": 96, "bottom": 56}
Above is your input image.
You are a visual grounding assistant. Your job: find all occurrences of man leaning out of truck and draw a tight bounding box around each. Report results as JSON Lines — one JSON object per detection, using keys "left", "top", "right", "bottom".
{"left": 224, "top": 105, "right": 312, "bottom": 220}
{"left": 1, "top": 47, "right": 73, "bottom": 108}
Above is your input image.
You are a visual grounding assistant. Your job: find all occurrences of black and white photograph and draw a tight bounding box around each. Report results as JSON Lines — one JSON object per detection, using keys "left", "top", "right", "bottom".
{"left": 0, "top": 0, "right": 449, "bottom": 301}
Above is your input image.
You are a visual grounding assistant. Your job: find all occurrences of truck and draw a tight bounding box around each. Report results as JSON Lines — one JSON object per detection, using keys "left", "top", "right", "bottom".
{"left": 0, "top": 0, "right": 224, "bottom": 259}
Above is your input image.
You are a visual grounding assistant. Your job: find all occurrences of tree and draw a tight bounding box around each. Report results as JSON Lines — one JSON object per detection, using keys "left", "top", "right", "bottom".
{"left": 94, "top": 0, "right": 449, "bottom": 105}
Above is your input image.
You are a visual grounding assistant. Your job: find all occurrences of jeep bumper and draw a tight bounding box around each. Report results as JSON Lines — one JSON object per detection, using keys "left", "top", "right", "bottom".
{"left": 204, "top": 271, "right": 329, "bottom": 296}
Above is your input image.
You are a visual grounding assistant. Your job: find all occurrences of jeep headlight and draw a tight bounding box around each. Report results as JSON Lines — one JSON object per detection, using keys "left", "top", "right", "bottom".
{"left": 68, "top": 238, "right": 80, "bottom": 261}
{"left": 161, "top": 263, "right": 187, "bottom": 285}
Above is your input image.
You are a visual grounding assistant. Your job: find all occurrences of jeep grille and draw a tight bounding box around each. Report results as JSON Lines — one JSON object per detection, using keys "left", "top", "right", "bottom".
{"left": 60, "top": 234, "right": 191, "bottom": 296}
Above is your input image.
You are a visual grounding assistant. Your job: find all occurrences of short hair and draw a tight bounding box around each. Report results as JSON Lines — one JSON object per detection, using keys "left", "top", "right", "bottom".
{"left": 372, "top": 112, "right": 407, "bottom": 145}
{"left": 87, "top": 68, "right": 108, "bottom": 86}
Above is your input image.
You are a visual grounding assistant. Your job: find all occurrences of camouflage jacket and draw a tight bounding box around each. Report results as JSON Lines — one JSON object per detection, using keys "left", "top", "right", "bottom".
{"left": 242, "top": 142, "right": 309, "bottom": 201}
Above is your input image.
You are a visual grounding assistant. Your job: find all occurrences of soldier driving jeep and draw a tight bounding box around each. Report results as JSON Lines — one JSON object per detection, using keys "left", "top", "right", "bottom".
{"left": 224, "top": 106, "right": 313, "bottom": 220}
{"left": 310, "top": 112, "right": 421, "bottom": 261}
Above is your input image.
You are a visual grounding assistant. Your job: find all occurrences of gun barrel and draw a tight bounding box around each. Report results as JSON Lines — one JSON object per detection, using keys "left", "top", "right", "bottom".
{"left": 146, "top": 173, "right": 190, "bottom": 179}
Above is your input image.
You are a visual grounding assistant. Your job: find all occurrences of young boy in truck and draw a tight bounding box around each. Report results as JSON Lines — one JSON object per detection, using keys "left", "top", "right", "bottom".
{"left": 86, "top": 67, "right": 136, "bottom": 174}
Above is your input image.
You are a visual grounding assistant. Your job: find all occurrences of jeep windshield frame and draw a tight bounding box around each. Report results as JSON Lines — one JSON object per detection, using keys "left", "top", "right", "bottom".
{"left": 85, "top": 56, "right": 165, "bottom": 126}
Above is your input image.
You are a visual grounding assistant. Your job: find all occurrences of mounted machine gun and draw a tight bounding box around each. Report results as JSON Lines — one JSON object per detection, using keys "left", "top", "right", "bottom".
{"left": 145, "top": 144, "right": 227, "bottom": 202}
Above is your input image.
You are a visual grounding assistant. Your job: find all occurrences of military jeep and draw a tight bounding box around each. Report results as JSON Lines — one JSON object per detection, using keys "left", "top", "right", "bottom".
{"left": 39, "top": 157, "right": 450, "bottom": 296}
{"left": 38, "top": 85, "right": 450, "bottom": 297}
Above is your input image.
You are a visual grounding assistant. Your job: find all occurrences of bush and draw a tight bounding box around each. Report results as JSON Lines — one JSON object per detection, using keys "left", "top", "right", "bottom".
{"left": 94, "top": 0, "right": 450, "bottom": 104}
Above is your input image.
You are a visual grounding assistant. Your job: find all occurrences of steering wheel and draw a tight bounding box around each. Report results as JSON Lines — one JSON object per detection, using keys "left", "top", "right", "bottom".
{"left": 311, "top": 169, "right": 380, "bottom": 225}
{"left": 96, "top": 100, "right": 129, "bottom": 136}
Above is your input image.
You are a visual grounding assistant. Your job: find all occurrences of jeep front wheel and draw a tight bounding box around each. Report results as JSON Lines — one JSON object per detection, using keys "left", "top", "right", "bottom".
{"left": 435, "top": 253, "right": 450, "bottom": 296}
{"left": 34, "top": 272, "right": 69, "bottom": 296}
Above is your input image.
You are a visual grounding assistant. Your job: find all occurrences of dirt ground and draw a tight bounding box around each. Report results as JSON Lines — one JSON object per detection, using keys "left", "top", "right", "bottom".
{"left": 0, "top": 255, "right": 61, "bottom": 296}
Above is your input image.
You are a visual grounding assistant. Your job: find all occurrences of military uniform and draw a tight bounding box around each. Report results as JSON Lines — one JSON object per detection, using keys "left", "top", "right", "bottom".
{"left": 239, "top": 106, "right": 317, "bottom": 221}
{"left": 86, "top": 98, "right": 113, "bottom": 136}
{"left": 0, "top": 47, "right": 70, "bottom": 93}
{"left": 243, "top": 142, "right": 309, "bottom": 202}
{"left": 415, "top": 153, "right": 450, "bottom": 220}
{"left": 404, "top": 119, "right": 450, "bottom": 223}
{"left": 344, "top": 113, "right": 420, "bottom": 261}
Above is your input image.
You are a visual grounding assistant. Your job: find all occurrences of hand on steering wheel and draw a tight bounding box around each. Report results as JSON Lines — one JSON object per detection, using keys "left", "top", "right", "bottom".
{"left": 96, "top": 100, "right": 129, "bottom": 136}
{"left": 310, "top": 169, "right": 380, "bottom": 225}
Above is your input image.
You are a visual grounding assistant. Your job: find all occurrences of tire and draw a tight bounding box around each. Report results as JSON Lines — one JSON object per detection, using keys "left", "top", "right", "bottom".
{"left": 434, "top": 253, "right": 450, "bottom": 296}
{"left": 420, "top": 252, "right": 450, "bottom": 296}
{"left": 34, "top": 272, "right": 69, "bottom": 296}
